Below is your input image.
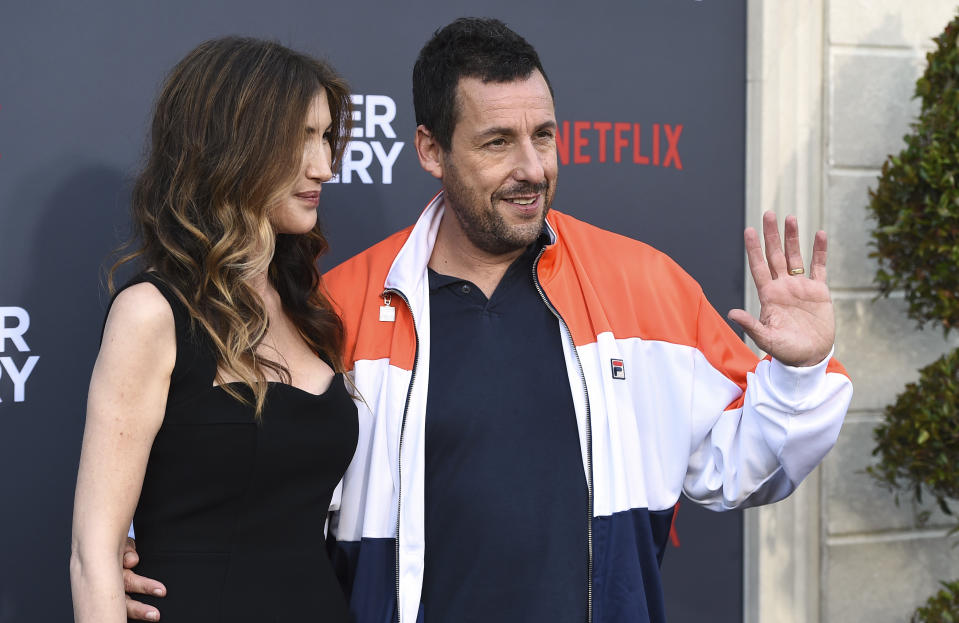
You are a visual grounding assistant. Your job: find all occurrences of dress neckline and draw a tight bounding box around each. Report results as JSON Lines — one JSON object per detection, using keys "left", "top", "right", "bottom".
{"left": 212, "top": 373, "right": 343, "bottom": 399}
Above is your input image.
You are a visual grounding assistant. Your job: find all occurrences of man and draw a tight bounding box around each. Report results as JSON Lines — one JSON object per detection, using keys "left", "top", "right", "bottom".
{"left": 124, "top": 17, "right": 852, "bottom": 623}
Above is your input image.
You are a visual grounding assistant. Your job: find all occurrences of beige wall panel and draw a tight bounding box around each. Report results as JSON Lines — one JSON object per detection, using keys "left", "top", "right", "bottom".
{"left": 829, "top": 52, "right": 922, "bottom": 168}
{"left": 829, "top": 0, "right": 957, "bottom": 48}
{"left": 824, "top": 173, "right": 879, "bottom": 289}
{"left": 833, "top": 297, "right": 959, "bottom": 412}
{"left": 824, "top": 535, "right": 959, "bottom": 622}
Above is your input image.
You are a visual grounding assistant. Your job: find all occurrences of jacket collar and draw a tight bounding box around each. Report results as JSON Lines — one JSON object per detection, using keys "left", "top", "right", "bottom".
{"left": 383, "top": 189, "right": 560, "bottom": 296}
{"left": 383, "top": 191, "right": 445, "bottom": 298}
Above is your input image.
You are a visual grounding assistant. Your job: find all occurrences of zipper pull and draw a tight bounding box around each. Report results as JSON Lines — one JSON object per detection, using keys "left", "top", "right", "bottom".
{"left": 379, "top": 293, "right": 396, "bottom": 322}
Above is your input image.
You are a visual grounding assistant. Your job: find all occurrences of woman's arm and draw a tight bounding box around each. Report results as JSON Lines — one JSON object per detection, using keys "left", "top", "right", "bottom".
{"left": 71, "top": 283, "right": 175, "bottom": 623}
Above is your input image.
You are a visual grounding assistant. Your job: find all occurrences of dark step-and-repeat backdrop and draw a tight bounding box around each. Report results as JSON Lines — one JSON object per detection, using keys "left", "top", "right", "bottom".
{"left": 0, "top": 2, "right": 745, "bottom": 621}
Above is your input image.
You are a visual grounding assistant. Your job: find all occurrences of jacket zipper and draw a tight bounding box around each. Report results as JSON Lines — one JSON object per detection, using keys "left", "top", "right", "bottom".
{"left": 532, "top": 249, "right": 594, "bottom": 623}
{"left": 389, "top": 255, "right": 594, "bottom": 623}
{"left": 385, "top": 288, "right": 419, "bottom": 623}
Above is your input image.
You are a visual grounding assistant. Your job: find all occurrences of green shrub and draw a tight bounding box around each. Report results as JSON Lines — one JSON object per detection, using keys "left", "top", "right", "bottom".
{"left": 868, "top": 15, "right": 959, "bottom": 333}
{"left": 867, "top": 7, "right": 959, "bottom": 526}
{"left": 911, "top": 580, "right": 959, "bottom": 623}
{"left": 869, "top": 348, "right": 959, "bottom": 520}
{"left": 867, "top": 11, "right": 959, "bottom": 623}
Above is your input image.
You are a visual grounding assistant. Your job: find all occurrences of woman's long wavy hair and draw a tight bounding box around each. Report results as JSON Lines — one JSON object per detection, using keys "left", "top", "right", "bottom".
{"left": 109, "top": 37, "right": 351, "bottom": 416}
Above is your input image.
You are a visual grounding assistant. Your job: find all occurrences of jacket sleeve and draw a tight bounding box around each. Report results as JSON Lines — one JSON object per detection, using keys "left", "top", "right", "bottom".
{"left": 682, "top": 293, "right": 853, "bottom": 510}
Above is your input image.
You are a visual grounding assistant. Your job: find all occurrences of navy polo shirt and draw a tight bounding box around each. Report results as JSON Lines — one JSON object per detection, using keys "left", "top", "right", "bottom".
{"left": 421, "top": 238, "right": 589, "bottom": 623}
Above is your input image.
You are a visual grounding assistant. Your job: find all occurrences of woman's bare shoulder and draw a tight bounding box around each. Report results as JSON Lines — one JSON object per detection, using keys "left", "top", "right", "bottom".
{"left": 102, "top": 281, "right": 176, "bottom": 355}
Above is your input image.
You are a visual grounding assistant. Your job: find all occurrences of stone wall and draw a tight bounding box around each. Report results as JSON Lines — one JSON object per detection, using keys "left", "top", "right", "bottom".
{"left": 822, "top": 1, "right": 959, "bottom": 621}
{"left": 747, "top": 1, "right": 959, "bottom": 621}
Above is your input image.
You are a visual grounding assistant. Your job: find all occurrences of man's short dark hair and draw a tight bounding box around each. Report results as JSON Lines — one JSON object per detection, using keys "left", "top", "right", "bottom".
{"left": 412, "top": 17, "right": 554, "bottom": 151}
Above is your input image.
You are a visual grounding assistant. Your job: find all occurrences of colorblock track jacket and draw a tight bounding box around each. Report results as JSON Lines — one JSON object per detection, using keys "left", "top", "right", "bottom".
{"left": 323, "top": 193, "right": 853, "bottom": 623}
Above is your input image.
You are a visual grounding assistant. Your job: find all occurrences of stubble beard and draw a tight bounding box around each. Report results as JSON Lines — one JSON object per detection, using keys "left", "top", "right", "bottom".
{"left": 442, "top": 158, "right": 553, "bottom": 256}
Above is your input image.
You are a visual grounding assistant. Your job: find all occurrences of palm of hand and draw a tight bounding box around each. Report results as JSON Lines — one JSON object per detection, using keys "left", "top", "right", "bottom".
{"left": 752, "top": 269, "right": 834, "bottom": 367}
{"left": 728, "top": 212, "right": 835, "bottom": 368}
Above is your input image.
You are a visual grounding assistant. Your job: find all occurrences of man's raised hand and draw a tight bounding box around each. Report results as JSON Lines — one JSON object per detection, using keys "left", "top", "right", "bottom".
{"left": 727, "top": 211, "right": 834, "bottom": 367}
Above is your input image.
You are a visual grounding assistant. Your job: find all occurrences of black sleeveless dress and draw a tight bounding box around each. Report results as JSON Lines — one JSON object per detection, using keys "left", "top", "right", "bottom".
{"left": 113, "top": 273, "right": 358, "bottom": 622}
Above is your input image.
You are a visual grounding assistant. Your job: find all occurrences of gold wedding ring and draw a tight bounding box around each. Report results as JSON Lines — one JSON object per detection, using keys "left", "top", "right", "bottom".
{"left": 788, "top": 267, "right": 805, "bottom": 276}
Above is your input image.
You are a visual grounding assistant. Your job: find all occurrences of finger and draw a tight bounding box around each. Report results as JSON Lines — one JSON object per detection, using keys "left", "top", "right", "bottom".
{"left": 727, "top": 308, "right": 767, "bottom": 347}
{"left": 743, "top": 227, "right": 772, "bottom": 289}
{"left": 809, "top": 230, "right": 828, "bottom": 282}
{"left": 783, "top": 215, "right": 804, "bottom": 273}
{"left": 762, "top": 211, "right": 787, "bottom": 279}
{"left": 123, "top": 542, "right": 139, "bottom": 570}
{"left": 123, "top": 549, "right": 138, "bottom": 570}
{"left": 123, "top": 568, "right": 166, "bottom": 598}
{"left": 123, "top": 537, "right": 139, "bottom": 570}
{"left": 126, "top": 595, "right": 161, "bottom": 621}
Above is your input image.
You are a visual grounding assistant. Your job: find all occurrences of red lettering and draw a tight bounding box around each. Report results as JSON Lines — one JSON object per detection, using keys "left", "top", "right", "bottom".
{"left": 613, "top": 122, "right": 630, "bottom": 163}
{"left": 652, "top": 123, "right": 660, "bottom": 166}
{"left": 632, "top": 124, "right": 649, "bottom": 165}
{"left": 555, "top": 119, "right": 684, "bottom": 170}
{"left": 594, "top": 122, "right": 612, "bottom": 163}
{"left": 555, "top": 121, "right": 570, "bottom": 166}
{"left": 573, "top": 121, "right": 590, "bottom": 164}
{"left": 663, "top": 124, "right": 683, "bottom": 170}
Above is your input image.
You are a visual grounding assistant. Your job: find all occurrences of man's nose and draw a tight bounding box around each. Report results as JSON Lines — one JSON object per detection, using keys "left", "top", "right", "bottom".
{"left": 511, "top": 139, "right": 547, "bottom": 184}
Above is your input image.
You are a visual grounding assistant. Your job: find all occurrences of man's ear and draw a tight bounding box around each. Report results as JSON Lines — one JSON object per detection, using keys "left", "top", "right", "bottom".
{"left": 415, "top": 125, "right": 444, "bottom": 180}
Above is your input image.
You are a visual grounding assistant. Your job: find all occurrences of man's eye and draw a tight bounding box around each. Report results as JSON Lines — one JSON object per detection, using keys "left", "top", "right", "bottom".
{"left": 486, "top": 138, "right": 507, "bottom": 147}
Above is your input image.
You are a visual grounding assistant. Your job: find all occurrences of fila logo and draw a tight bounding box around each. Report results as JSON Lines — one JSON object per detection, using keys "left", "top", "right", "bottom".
{"left": 610, "top": 358, "right": 625, "bottom": 380}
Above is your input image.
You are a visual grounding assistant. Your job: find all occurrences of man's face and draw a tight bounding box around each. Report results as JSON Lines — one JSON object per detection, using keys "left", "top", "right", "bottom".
{"left": 439, "top": 71, "right": 558, "bottom": 256}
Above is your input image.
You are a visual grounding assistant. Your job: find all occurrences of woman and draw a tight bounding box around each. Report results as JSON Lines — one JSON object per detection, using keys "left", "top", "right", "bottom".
{"left": 70, "top": 37, "right": 358, "bottom": 622}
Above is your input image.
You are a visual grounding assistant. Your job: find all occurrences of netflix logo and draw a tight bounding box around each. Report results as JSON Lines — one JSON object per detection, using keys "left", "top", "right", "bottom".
{"left": 556, "top": 121, "right": 684, "bottom": 170}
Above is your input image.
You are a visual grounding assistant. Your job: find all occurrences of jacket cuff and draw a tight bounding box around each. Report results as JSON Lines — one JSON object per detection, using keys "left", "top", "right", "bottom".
{"left": 768, "top": 346, "right": 834, "bottom": 403}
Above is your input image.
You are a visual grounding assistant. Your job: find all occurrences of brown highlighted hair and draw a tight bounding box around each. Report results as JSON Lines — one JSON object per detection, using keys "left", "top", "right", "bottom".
{"left": 110, "top": 36, "right": 351, "bottom": 415}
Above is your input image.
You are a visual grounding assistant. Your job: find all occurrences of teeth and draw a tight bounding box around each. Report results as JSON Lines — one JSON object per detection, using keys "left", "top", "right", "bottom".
{"left": 510, "top": 197, "right": 535, "bottom": 205}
